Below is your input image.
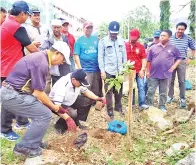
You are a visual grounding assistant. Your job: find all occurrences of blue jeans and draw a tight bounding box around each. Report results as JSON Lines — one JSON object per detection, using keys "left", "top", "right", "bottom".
{"left": 136, "top": 74, "right": 146, "bottom": 106}
{"left": 70, "top": 56, "right": 75, "bottom": 72}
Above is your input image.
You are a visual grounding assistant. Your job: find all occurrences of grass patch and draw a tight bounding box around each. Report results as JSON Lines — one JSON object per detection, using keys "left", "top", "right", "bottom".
{"left": 189, "top": 59, "right": 196, "bottom": 66}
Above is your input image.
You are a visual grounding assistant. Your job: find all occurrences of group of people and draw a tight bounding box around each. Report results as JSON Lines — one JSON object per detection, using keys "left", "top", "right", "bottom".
{"left": 1, "top": 0, "right": 195, "bottom": 158}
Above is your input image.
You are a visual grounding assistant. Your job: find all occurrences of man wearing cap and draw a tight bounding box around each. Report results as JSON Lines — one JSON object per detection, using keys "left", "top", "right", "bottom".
{"left": 126, "top": 29, "right": 149, "bottom": 110}
{"left": 148, "top": 30, "right": 161, "bottom": 48}
{"left": 49, "top": 69, "right": 106, "bottom": 132}
{"left": 1, "top": 0, "right": 39, "bottom": 139}
{"left": 57, "top": 16, "right": 76, "bottom": 71}
{"left": 74, "top": 21, "right": 102, "bottom": 99}
{"left": 40, "top": 19, "right": 70, "bottom": 86}
{"left": 1, "top": 41, "right": 73, "bottom": 157}
{"left": 24, "top": 7, "right": 49, "bottom": 53}
{"left": 98, "top": 21, "right": 127, "bottom": 118}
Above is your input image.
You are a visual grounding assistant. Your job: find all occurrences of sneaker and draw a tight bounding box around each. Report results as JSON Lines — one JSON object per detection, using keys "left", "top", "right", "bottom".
{"left": 107, "top": 110, "right": 114, "bottom": 119}
{"left": 14, "top": 144, "right": 42, "bottom": 158}
{"left": 139, "top": 104, "right": 149, "bottom": 110}
{"left": 180, "top": 99, "right": 186, "bottom": 108}
{"left": 14, "top": 123, "right": 31, "bottom": 130}
{"left": 159, "top": 106, "right": 167, "bottom": 112}
{"left": 166, "top": 97, "right": 174, "bottom": 104}
{"left": 40, "top": 142, "right": 49, "bottom": 149}
{"left": 1, "top": 131, "right": 20, "bottom": 141}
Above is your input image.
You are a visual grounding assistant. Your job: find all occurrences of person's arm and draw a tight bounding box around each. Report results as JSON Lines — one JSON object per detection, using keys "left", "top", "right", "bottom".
{"left": 98, "top": 39, "right": 106, "bottom": 80}
{"left": 14, "top": 27, "right": 38, "bottom": 53}
{"left": 122, "top": 41, "right": 127, "bottom": 63}
{"left": 188, "top": 37, "right": 196, "bottom": 58}
{"left": 83, "top": 90, "right": 99, "bottom": 100}
{"left": 169, "top": 48, "right": 182, "bottom": 72}
{"left": 33, "top": 90, "right": 60, "bottom": 112}
{"left": 146, "top": 48, "right": 153, "bottom": 78}
{"left": 138, "top": 45, "right": 147, "bottom": 78}
{"left": 74, "top": 55, "right": 82, "bottom": 69}
{"left": 73, "top": 40, "right": 82, "bottom": 69}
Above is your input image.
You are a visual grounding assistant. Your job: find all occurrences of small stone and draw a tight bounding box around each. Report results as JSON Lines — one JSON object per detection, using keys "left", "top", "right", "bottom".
{"left": 175, "top": 152, "right": 196, "bottom": 165}
{"left": 24, "top": 156, "right": 44, "bottom": 165}
{"left": 174, "top": 109, "right": 194, "bottom": 123}
{"left": 166, "top": 143, "right": 189, "bottom": 156}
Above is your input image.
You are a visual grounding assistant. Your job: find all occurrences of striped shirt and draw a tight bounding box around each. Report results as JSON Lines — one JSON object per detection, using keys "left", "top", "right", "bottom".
{"left": 170, "top": 34, "right": 195, "bottom": 58}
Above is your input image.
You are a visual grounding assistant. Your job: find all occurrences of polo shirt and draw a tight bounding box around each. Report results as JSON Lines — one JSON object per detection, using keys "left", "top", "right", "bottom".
{"left": 126, "top": 42, "right": 146, "bottom": 73}
{"left": 5, "top": 51, "right": 51, "bottom": 93}
{"left": 170, "top": 34, "right": 195, "bottom": 58}
{"left": 147, "top": 43, "right": 182, "bottom": 79}
{"left": 74, "top": 35, "right": 99, "bottom": 72}
{"left": 49, "top": 73, "right": 88, "bottom": 106}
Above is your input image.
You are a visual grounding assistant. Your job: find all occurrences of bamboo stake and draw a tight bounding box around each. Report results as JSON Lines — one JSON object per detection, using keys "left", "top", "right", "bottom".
{"left": 127, "top": 70, "right": 135, "bottom": 149}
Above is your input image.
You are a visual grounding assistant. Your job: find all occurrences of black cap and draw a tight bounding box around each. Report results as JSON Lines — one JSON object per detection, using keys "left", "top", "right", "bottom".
{"left": 108, "top": 21, "right": 120, "bottom": 33}
{"left": 72, "top": 69, "right": 90, "bottom": 87}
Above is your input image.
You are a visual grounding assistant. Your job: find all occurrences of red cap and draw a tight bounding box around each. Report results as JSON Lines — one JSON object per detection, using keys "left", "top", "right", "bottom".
{"left": 83, "top": 21, "right": 93, "bottom": 28}
{"left": 129, "top": 29, "right": 140, "bottom": 39}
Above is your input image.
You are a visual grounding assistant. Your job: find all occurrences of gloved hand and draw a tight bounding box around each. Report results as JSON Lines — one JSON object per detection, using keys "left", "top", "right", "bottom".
{"left": 66, "top": 117, "right": 77, "bottom": 132}
{"left": 58, "top": 107, "right": 70, "bottom": 114}
{"left": 96, "top": 97, "right": 106, "bottom": 106}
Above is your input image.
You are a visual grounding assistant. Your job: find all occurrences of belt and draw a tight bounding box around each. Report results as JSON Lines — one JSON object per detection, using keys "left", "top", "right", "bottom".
{"left": 2, "top": 81, "right": 21, "bottom": 92}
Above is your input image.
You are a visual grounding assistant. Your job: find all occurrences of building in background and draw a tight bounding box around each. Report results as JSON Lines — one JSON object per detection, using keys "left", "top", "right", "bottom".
{"left": 1, "top": 0, "right": 86, "bottom": 38}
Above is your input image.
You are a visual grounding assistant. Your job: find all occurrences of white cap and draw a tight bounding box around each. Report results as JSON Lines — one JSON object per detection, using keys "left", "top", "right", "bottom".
{"left": 52, "top": 41, "right": 71, "bottom": 65}
{"left": 51, "top": 19, "right": 62, "bottom": 26}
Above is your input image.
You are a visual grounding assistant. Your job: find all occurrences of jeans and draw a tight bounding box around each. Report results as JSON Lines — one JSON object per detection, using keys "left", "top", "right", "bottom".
{"left": 168, "top": 60, "right": 186, "bottom": 99}
{"left": 136, "top": 74, "right": 146, "bottom": 106}
{"left": 70, "top": 56, "right": 75, "bottom": 72}
{"left": 1, "top": 87, "right": 52, "bottom": 149}
{"left": 146, "top": 78, "right": 170, "bottom": 107}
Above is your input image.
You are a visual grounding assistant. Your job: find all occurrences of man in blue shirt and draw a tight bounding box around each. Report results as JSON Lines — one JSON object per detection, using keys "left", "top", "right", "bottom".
{"left": 167, "top": 22, "right": 195, "bottom": 108}
{"left": 74, "top": 21, "right": 102, "bottom": 100}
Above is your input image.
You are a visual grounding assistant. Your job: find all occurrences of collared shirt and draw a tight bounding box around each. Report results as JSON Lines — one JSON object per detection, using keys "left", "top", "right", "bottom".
{"left": 170, "top": 33, "right": 195, "bottom": 58}
{"left": 49, "top": 73, "right": 88, "bottom": 106}
{"left": 126, "top": 42, "right": 146, "bottom": 73}
{"left": 74, "top": 35, "right": 99, "bottom": 72}
{"left": 62, "top": 32, "right": 75, "bottom": 56}
{"left": 148, "top": 43, "right": 182, "bottom": 79}
{"left": 5, "top": 51, "right": 50, "bottom": 93}
{"left": 98, "top": 36, "right": 127, "bottom": 75}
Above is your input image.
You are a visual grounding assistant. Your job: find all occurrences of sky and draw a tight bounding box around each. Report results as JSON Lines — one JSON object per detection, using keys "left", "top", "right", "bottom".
{"left": 54, "top": 0, "right": 191, "bottom": 26}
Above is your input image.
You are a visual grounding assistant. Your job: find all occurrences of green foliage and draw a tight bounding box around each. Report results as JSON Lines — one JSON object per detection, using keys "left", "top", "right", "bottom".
{"left": 98, "top": 22, "right": 109, "bottom": 39}
{"left": 160, "top": 0, "right": 171, "bottom": 30}
{"left": 188, "top": 1, "right": 196, "bottom": 39}
{"left": 105, "top": 61, "right": 135, "bottom": 93}
{"left": 121, "top": 5, "right": 159, "bottom": 39}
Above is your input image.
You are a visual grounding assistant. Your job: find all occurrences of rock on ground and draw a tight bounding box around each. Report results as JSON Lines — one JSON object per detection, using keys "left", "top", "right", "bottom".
{"left": 147, "top": 106, "right": 173, "bottom": 130}
{"left": 175, "top": 152, "right": 196, "bottom": 165}
{"left": 166, "top": 143, "right": 189, "bottom": 156}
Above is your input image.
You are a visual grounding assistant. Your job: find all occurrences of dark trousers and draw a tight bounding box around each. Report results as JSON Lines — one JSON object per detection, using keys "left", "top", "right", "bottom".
{"left": 1, "top": 77, "right": 29, "bottom": 133}
{"left": 54, "top": 95, "right": 92, "bottom": 133}
{"left": 105, "top": 73, "right": 123, "bottom": 113}
{"left": 146, "top": 78, "right": 170, "bottom": 107}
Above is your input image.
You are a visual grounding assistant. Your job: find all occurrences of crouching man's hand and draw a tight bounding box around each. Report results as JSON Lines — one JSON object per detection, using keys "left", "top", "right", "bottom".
{"left": 96, "top": 97, "right": 106, "bottom": 106}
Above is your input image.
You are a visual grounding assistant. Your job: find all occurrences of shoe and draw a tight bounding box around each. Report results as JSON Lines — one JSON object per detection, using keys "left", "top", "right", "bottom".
{"left": 14, "top": 122, "right": 31, "bottom": 130}
{"left": 14, "top": 144, "right": 42, "bottom": 158}
{"left": 1, "top": 131, "right": 20, "bottom": 141}
{"left": 180, "top": 99, "right": 186, "bottom": 108}
{"left": 139, "top": 104, "right": 149, "bottom": 110}
{"left": 159, "top": 106, "right": 167, "bottom": 112}
{"left": 107, "top": 110, "right": 114, "bottom": 118}
{"left": 40, "top": 142, "right": 49, "bottom": 149}
{"left": 79, "top": 124, "right": 88, "bottom": 130}
{"left": 166, "top": 97, "right": 174, "bottom": 104}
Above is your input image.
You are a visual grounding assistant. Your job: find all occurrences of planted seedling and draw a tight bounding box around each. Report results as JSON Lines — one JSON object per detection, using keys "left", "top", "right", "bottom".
{"left": 105, "top": 60, "right": 135, "bottom": 93}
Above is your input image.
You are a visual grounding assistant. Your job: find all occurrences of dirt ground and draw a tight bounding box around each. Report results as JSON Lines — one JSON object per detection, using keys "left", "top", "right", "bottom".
{"left": 37, "top": 65, "right": 195, "bottom": 165}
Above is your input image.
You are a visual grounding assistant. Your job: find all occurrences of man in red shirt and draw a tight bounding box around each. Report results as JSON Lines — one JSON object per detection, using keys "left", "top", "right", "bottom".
{"left": 126, "top": 29, "right": 149, "bottom": 110}
{"left": 59, "top": 18, "right": 76, "bottom": 71}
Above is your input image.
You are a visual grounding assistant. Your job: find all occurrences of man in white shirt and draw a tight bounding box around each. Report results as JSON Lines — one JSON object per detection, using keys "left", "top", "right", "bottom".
{"left": 49, "top": 69, "right": 106, "bottom": 133}
{"left": 25, "top": 8, "right": 49, "bottom": 52}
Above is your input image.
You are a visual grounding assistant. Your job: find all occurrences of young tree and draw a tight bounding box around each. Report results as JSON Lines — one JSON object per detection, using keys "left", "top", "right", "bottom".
{"left": 160, "top": 0, "right": 171, "bottom": 30}
{"left": 188, "top": 0, "right": 195, "bottom": 39}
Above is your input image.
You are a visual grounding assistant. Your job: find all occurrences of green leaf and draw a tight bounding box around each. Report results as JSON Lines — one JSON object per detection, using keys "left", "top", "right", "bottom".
{"left": 108, "top": 81, "right": 114, "bottom": 91}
